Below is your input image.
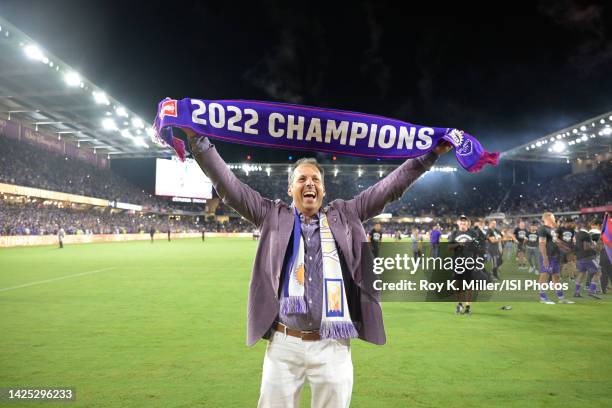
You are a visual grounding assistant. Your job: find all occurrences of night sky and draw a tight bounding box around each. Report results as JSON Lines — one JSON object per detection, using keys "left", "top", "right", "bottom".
{"left": 1, "top": 1, "right": 611, "bottom": 165}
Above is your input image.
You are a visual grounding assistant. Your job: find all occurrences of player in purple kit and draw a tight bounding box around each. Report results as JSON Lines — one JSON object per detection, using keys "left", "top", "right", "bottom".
{"left": 430, "top": 224, "right": 442, "bottom": 258}
{"left": 538, "top": 212, "right": 574, "bottom": 304}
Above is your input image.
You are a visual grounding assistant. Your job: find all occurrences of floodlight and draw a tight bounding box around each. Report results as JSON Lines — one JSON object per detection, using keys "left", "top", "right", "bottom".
{"left": 24, "top": 44, "right": 44, "bottom": 61}
{"left": 93, "top": 91, "right": 110, "bottom": 105}
{"left": 552, "top": 141, "right": 566, "bottom": 153}
{"left": 131, "top": 117, "right": 144, "bottom": 128}
{"left": 64, "top": 71, "right": 81, "bottom": 86}
{"left": 115, "top": 106, "right": 128, "bottom": 117}
{"left": 102, "top": 118, "right": 118, "bottom": 131}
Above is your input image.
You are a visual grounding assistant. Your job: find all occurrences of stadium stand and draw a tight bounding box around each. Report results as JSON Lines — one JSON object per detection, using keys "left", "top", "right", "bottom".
{"left": 0, "top": 134, "right": 164, "bottom": 207}
{"left": 500, "top": 164, "right": 612, "bottom": 214}
{"left": 2, "top": 127, "right": 610, "bottom": 238}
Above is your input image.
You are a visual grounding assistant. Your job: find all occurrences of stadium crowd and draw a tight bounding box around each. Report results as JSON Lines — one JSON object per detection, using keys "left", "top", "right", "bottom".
{"left": 1, "top": 135, "right": 610, "bottom": 237}
{"left": 0, "top": 136, "right": 167, "bottom": 209}
{"left": 501, "top": 166, "right": 612, "bottom": 214}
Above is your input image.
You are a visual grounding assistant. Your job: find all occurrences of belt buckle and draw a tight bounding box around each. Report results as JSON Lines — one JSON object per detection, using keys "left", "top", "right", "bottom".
{"left": 300, "top": 329, "right": 316, "bottom": 340}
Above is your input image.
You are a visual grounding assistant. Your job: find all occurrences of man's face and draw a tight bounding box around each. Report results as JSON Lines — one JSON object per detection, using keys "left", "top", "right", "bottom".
{"left": 544, "top": 214, "right": 556, "bottom": 227}
{"left": 519, "top": 221, "right": 525, "bottom": 229}
{"left": 458, "top": 219, "right": 469, "bottom": 231}
{"left": 288, "top": 164, "right": 325, "bottom": 216}
{"left": 490, "top": 220, "right": 497, "bottom": 229}
{"left": 530, "top": 225, "right": 537, "bottom": 232}
{"left": 374, "top": 224, "right": 381, "bottom": 232}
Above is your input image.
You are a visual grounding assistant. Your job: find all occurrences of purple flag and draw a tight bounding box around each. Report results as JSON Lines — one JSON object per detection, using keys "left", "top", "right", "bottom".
{"left": 603, "top": 213, "right": 612, "bottom": 263}
{"left": 153, "top": 98, "right": 499, "bottom": 172}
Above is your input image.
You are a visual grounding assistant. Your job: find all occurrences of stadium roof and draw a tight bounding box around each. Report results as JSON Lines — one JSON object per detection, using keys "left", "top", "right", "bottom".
{"left": 0, "top": 16, "right": 172, "bottom": 159}
{"left": 501, "top": 110, "right": 612, "bottom": 163}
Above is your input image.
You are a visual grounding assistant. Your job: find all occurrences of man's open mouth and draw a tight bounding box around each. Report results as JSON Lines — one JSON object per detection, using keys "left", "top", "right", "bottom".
{"left": 303, "top": 191, "right": 316, "bottom": 199}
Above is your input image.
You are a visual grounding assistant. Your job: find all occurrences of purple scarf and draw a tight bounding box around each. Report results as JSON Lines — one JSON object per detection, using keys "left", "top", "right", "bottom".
{"left": 152, "top": 98, "right": 499, "bottom": 172}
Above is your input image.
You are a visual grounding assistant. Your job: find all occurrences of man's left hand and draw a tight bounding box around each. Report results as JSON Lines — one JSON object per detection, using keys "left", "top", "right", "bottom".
{"left": 433, "top": 140, "right": 453, "bottom": 155}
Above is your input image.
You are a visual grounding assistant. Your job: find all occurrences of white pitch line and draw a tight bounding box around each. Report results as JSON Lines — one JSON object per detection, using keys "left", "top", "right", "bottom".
{"left": 0, "top": 267, "right": 117, "bottom": 292}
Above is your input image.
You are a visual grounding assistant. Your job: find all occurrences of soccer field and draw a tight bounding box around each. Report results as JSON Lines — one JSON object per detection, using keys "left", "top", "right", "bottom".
{"left": 1, "top": 238, "right": 611, "bottom": 407}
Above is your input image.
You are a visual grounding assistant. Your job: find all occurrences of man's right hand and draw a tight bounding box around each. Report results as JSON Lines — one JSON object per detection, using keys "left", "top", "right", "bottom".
{"left": 542, "top": 256, "right": 549, "bottom": 270}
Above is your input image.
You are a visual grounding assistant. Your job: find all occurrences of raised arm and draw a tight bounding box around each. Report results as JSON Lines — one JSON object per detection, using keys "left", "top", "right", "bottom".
{"left": 346, "top": 142, "right": 450, "bottom": 222}
{"left": 185, "top": 129, "right": 273, "bottom": 227}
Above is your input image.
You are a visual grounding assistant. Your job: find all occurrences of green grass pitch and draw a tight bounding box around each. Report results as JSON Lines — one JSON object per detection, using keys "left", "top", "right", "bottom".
{"left": 1, "top": 238, "right": 611, "bottom": 407}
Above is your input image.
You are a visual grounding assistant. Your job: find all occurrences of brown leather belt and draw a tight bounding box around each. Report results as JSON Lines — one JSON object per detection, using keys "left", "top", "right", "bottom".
{"left": 274, "top": 322, "right": 321, "bottom": 341}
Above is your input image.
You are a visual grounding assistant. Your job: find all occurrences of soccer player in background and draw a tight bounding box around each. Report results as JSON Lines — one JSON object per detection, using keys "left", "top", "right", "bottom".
{"left": 368, "top": 223, "right": 383, "bottom": 258}
{"left": 448, "top": 215, "right": 477, "bottom": 315}
{"left": 538, "top": 212, "right": 574, "bottom": 304}
{"left": 557, "top": 219, "right": 576, "bottom": 281}
{"left": 57, "top": 226, "right": 65, "bottom": 249}
{"left": 486, "top": 220, "right": 503, "bottom": 281}
{"left": 472, "top": 218, "right": 490, "bottom": 280}
{"left": 585, "top": 220, "right": 602, "bottom": 294}
{"left": 430, "top": 224, "right": 442, "bottom": 258}
{"left": 600, "top": 218, "right": 612, "bottom": 294}
{"left": 573, "top": 220, "right": 600, "bottom": 299}
{"left": 502, "top": 227, "right": 515, "bottom": 261}
{"left": 411, "top": 227, "right": 423, "bottom": 257}
{"left": 149, "top": 226, "right": 155, "bottom": 243}
{"left": 514, "top": 220, "right": 528, "bottom": 270}
{"left": 526, "top": 223, "right": 540, "bottom": 274}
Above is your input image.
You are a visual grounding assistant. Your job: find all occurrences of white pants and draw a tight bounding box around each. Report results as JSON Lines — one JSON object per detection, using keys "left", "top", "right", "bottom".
{"left": 257, "top": 331, "right": 353, "bottom": 408}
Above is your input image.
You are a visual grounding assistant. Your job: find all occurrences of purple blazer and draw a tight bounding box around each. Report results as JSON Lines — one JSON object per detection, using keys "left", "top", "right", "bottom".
{"left": 189, "top": 137, "right": 438, "bottom": 346}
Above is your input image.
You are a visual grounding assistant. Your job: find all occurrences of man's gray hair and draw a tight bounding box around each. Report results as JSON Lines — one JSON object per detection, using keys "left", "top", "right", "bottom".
{"left": 288, "top": 157, "right": 325, "bottom": 186}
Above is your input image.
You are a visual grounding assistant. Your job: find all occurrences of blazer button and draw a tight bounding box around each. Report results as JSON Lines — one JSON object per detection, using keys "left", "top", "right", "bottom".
{"left": 333, "top": 217, "right": 337, "bottom": 222}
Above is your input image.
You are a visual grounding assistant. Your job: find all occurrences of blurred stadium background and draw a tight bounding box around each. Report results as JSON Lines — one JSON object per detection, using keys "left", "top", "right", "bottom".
{"left": 1, "top": 14, "right": 611, "bottom": 408}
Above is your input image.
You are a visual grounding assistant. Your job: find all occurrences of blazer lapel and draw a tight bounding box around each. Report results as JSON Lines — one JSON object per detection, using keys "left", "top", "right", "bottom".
{"left": 273, "top": 208, "right": 294, "bottom": 292}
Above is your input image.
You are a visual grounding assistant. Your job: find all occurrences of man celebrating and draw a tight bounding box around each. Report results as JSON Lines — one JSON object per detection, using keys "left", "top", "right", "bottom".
{"left": 538, "top": 212, "right": 574, "bottom": 305}
{"left": 181, "top": 127, "right": 450, "bottom": 407}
